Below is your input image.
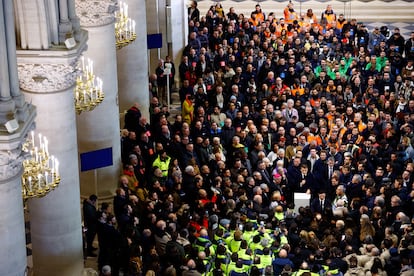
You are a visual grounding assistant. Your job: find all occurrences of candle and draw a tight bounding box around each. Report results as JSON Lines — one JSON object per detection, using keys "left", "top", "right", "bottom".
{"left": 44, "top": 137, "right": 48, "bottom": 156}
{"left": 28, "top": 176, "right": 32, "bottom": 192}
{"left": 51, "top": 168, "right": 55, "bottom": 182}
{"left": 99, "top": 78, "right": 103, "bottom": 92}
{"left": 34, "top": 147, "right": 39, "bottom": 162}
{"left": 90, "top": 60, "right": 93, "bottom": 75}
{"left": 55, "top": 160, "right": 59, "bottom": 177}
{"left": 38, "top": 174, "right": 42, "bottom": 189}
{"left": 45, "top": 172, "right": 49, "bottom": 186}
{"left": 83, "top": 90, "right": 87, "bottom": 104}
{"left": 31, "top": 131, "right": 35, "bottom": 146}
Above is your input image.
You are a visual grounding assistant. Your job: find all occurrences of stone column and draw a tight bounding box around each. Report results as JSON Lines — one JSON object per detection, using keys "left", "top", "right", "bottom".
{"left": 146, "top": 0, "right": 167, "bottom": 73}
{"left": 75, "top": 0, "right": 122, "bottom": 199}
{"left": 0, "top": 119, "right": 36, "bottom": 276}
{"left": 18, "top": 62, "right": 84, "bottom": 276}
{"left": 67, "top": 0, "right": 81, "bottom": 39}
{"left": 58, "top": 0, "right": 73, "bottom": 42}
{"left": 0, "top": 155, "right": 28, "bottom": 276}
{"left": 0, "top": 1, "right": 36, "bottom": 274}
{"left": 167, "top": 0, "right": 187, "bottom": 87}
{"left": 117, "top": 0, "right": 150, "bottom": 122}
{"left": 17, "top": 28, "right": 88, "bottom": 275}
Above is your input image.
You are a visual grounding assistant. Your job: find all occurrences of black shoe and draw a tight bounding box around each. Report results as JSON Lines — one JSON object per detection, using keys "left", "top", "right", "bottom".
{"left": 87, "top": 252, "right": 97, "bottom": 257}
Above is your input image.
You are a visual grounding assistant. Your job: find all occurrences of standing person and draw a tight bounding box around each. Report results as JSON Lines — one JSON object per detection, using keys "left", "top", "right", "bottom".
{"left": 284, "top": 1, "right": 298, "bottom": 26}
{"left": 188, "top": 0, "right": 200, "bottom": 23}
{"left": 165, "top": 55, "right": 176, "bottom": 104}
{"left": 182, "top": 94, "right": 195, "bottom": 124}
{"left": 156, "top": 59, "right": 167, "bottom": 105}
{"left": 321, "top": 4, "right": 336, "bottom": 30}
{"left": 83, "top": 194, "right": 98, "bottom": 257}
{"left": 124, "top": 103, "right": 141, "bottom": 133}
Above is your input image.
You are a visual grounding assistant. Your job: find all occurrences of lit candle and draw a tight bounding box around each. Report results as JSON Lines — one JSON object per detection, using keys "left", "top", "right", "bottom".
{"left": 99, "top": 78, "right": 103, "bottom": 93}
{"left": 50, "top": 156, "right": 55, "bottom": 169}
{"left": 45, "top": 171, "right": 49, "bottom": 186}
{"left": 34, "top": 147, "right": 39, "bottom": 162}
{"left": 38, "top": 174, "right": 42, "bottom": 189}
{"left": 44, "top": 138, "right": 48, "bottom": 157}
{"left": 28, "top": 176, "right": 32, "bottom": 192}
{"left": 55, "top": 160, "right": 59, "bottom": 177}
{"left": 31, "top": 131, "right": 35, "bottom": 146}
{"left": 128, "top": 19, "right": 132, "bottom": 38}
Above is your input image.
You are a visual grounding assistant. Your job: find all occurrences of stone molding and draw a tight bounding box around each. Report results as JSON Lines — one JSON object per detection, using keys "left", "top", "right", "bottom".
{"left": 17, "top": 63, "right": 78, "bottom": 93}
{"left": 0, "top": 147, "right": 24, "bottom": 182}
{"left": 75, "top": 0, "right": 116, "bottom": 27}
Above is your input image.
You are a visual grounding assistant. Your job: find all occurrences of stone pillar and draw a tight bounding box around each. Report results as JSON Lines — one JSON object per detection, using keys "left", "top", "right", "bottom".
{"left": 75, "top": 0, "right": 122, "bottom": 199}
{"left": 146, "top": 0, "right": 167, "bottom": 73}
{"left": 0, "top": 157, "right": 28, "bottom": 276}
{"left": 146, "top": 0, "right": 187, "bottom": 86}
{"left": 0, "top": 1, "right": 36, "bottom": 274}
{"left": 17, "top": 30, "right": 88, "bottom": 276}
{"left": 166, "top": 0, "right": 187, "bottom": 87}
{"left": 0, "top": 0, "right": 11, "bottom": 99}
{"left": 117, "top": 0, "right": 150, "bottom": 123}
{"left": 0, "top": 116, "right": 36, "bottom": 276}
{"left": 19, "top": 62, "right": 84, "bottom": 276}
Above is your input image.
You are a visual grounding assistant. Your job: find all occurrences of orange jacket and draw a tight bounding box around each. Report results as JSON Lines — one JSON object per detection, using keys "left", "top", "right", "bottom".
{"left": 284, "top": 7, "right": 298, "bottom": 25}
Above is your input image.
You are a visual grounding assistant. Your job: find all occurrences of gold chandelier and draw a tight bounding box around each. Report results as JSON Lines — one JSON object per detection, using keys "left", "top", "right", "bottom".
{"left": 115, "top": 1, "right": 136, "bottom": 50}
{"left": 74, "top": 56, "right": 105, "bottom": 115}
{"left": 22, "top": 131, "right": 61, "bottom": 201}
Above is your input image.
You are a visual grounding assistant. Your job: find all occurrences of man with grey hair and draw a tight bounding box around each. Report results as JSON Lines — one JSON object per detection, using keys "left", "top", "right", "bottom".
{"left": 333, "top": 185, "right": 348, "bottom": 211}
{"left": 281, "top": 98, "right": 299, "bottom": 123}
{"left": 347, "top": 174, "right": 364, "bottom": 201}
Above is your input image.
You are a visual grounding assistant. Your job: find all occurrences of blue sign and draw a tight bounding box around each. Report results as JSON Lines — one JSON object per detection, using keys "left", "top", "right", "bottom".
{"left": 80, "top": 147, "right": 113, "bottom": 172}
{"left": 147, "top": 33, "right": 162, "bottom": 49}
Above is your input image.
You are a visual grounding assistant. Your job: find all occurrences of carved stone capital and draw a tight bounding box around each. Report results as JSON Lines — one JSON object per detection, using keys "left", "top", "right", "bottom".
{"left": 17, "top": 63, "right": 77, "bottom": 93}
{"left": 76, "top": 0, "right": 116, "bottom": 27}
{"left": 0, "top": 147, "right": 24, "bottom": 181}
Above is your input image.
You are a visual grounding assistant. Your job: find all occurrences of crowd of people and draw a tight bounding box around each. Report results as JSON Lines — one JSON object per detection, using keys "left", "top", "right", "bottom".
{"left": 85, "top": 1, "right": 414, "bottom": 275}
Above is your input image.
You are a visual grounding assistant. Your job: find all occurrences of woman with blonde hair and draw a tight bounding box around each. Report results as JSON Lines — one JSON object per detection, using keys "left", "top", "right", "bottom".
{"left": 360, "top": 214, "right": 376, "bottom": 243}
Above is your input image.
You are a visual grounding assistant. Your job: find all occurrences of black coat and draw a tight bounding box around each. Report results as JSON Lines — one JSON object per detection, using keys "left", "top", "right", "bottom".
{"left": 83, "top": 199, "right": 98, "bottom": 231}
{"left": 310, "top": 197, "right": 332, "bottom": 214}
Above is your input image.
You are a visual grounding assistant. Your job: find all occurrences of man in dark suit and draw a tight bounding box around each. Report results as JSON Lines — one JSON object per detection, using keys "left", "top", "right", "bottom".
{"left": 310, "top": 190, "right": 332, "bottom": 215}
{"left": 83, "top": 194, "right": 98, "bottom": 257}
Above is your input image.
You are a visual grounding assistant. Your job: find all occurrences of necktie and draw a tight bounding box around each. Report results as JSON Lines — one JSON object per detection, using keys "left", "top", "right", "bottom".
{"left": 321, "top": 200, "right": 324, "bottom": 211}
{"left": 329, "top": 167, "right": 333, "bottom": 179}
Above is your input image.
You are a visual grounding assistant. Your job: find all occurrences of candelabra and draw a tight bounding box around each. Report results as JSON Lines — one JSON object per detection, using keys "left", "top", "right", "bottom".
{"left": 21, "top": 131, "right": 61, "bottom": 201}
{"left": 115, "top": 1, "right": 136, "bottom": 50}
{"left": 74, "top": 56, "right": 105, "bottom": 114}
